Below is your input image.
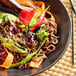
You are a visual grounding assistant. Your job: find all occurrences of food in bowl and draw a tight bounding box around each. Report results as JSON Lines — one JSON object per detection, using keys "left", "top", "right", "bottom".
{"left": 0, "top": 0, "right": 58, "bottom": 69}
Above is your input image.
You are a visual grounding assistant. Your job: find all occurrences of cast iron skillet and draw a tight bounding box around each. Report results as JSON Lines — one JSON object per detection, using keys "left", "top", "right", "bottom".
{"left": 0, "top": 0, "right": 71, "bottom": 76}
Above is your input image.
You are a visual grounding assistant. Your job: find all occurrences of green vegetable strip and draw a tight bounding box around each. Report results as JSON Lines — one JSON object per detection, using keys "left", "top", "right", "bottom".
{"left": 2, "top": 39, "right": 27, "bottom": 53}
{"left": 10, "top": 37, "right": 48, "bottom": 68}
{"left": 34, "top": 49, "right": 42, "bottom": 59}
{"left": 0, "top": 12, "right": 17, "bottom": 24}
{"left": 4, "top": 43, "right": 27, "bottom": 53}
{"left": 37, "top": 24, "right": 49, "bottom": 40}
{"left": 0, "top": 36, "right": 3, "bottom": 40}
{"left": 35, "top": 37, "right": 48, "bottom": 54}
{"left": 43, "top": 5, "right": 50, "bottom": 14}
{"left": 18, "top": 25, "right": 25, "bottom": 28}
{"left": 7, "top": 14, "right": 17, "bottom": 22}
{"left": 29, "top": 16, "right": 38, "bottom": 28}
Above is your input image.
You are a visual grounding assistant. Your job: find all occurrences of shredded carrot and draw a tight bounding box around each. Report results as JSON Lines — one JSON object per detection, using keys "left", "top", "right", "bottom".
{"left": 0, "top": 48, "right": 13, "bottom": 68}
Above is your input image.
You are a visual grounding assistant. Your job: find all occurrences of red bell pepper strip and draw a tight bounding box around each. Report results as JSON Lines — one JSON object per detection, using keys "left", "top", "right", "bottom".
{"left": 19, "top": 7, "right": 35, "bottom": 26}
{"left": 30, "top": 5, "right": 50, "bottom": 32}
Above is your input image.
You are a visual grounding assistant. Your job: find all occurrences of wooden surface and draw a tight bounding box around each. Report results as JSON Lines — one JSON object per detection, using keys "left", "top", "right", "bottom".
{"left": 36, "top": 0, "right": 76, "bottom": 76}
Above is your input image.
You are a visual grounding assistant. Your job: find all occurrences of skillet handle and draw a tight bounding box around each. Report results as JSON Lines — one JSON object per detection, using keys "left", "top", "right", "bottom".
{"left": 0, "top": 0, "right": 23, "bottom": 16}
{"left": 0, "top": 0, "right": 23, "bottom": 9}
{"left": 0, "top": 4, "right": 18, "bottom": 16}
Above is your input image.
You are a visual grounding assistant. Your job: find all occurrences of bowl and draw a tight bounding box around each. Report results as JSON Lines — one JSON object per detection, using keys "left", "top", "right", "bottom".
{"left": 0, "top": 0, "right": 71, "bottom": 76}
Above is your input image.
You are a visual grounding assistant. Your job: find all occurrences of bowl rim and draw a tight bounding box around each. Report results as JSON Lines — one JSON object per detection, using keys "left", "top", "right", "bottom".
{"left": 27, "top": 0, "right": 71, "bottom": 76}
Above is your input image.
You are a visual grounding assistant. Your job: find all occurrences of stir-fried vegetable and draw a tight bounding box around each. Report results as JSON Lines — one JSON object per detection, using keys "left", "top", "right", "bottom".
{"left": 37, "top": 24, "right": 49, "bottom": 40}
{"left": 7, "top": 14, "right": 17, "bottom": 22}
{"left": 16, "top": 0, "right": 36, "bottom": 8}
{"left": 0, "top": 13, "right": 6, "bottom": 23}
{"left": 2, "top": 39, "right": 27, "bottom": 53}
{"left": 0, "top": 13, "right": 6, "bottom": 19}
{"left": 30, "top": 5, "right": 50, "bottom": 32}
{"left": 22, "top": 16, "right": 38, "bottom": 31}
{"left": 0, "top": 12, "right": 18, "bottom": 24}
{"left": 0, "top": 48, "right": 13, "bottom": 68}
{"left": 0, "top": 36, "right": 3, "bottom": 40}
{"left": 24, "top": 25, "right": 29, "bottom": 33}
{"left": 19, "top": 7, "right": 35, "bottom": 26}
{"left": 17, "top": 38, "right": 22, "bottom": 42}
{"left": 29, "top": 16, "right": 38, "bottom": 29}
{"left": 18, "top": 24, "right": 25, "bottom": 28}
{"left": 35, "top": 1, "right": 45, "bottom": 17}
{"left": 0, "top": 0, "right": 58, "bottom": 69}
{"left": 10, "top": 37, "right": 48, "bottom": 68}
{"left": 10, "top": 52, "right": 36, "bottom": 68}
{"left": 29, "top": 55, "right": 46, "bottom": 68}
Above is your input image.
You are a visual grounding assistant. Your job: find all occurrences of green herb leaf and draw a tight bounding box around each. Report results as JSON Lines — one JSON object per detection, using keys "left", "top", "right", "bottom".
{"left": 17, "top": 38, "right": 22, "bottom": 42}
{"left": 5, "top": 17, "right": 9, "bottom": 23}
{"left": 18, "top": 33, "right": 23, "bottom": 37}
{"left": 37, "top": 24, "right": 49, "bottom": 40}
{"left": 24, "top": 25, "right": 29, "bottom": 33}
{"left": 0, "top": 13, "right": 7, "bottom": 23}
{"left": 0, "top": 13, "right": 6, "bottom": 19}
{"left": 18, "top": 25, "right": 25, "bottom": 28}
{"left": 0, "top": 36, "right": 3, "bottom": 40}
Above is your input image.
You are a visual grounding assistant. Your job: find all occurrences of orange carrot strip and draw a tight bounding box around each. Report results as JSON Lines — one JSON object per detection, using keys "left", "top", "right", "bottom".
{"left": 0, "top": 48, "right": 13, "bottom": 68}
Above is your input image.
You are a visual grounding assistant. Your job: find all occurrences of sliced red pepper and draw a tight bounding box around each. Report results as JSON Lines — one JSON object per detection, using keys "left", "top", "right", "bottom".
{"left": 30, "top": 13, "right": 44, "bottom": 32}
{"left": 30, "top": 5, "right": 50, "bottom": 32}
{"left": 19, "top": 7, "right": 35, "bottom": 26}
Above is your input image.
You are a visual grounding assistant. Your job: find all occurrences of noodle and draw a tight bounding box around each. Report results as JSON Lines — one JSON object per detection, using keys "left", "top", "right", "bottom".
{"left": 51, "top": 38, "right": 58, "bottom": 44}
{"left": 0, "top": 0, "right": 59, "bottom": 69}
{"left": 44, "top": 44, "right": 56, "bottom": 53}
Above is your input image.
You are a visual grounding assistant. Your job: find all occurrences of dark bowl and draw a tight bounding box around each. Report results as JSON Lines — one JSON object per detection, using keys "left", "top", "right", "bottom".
{"left": 0, "top": 0, "right": 71, "bottom": 76}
